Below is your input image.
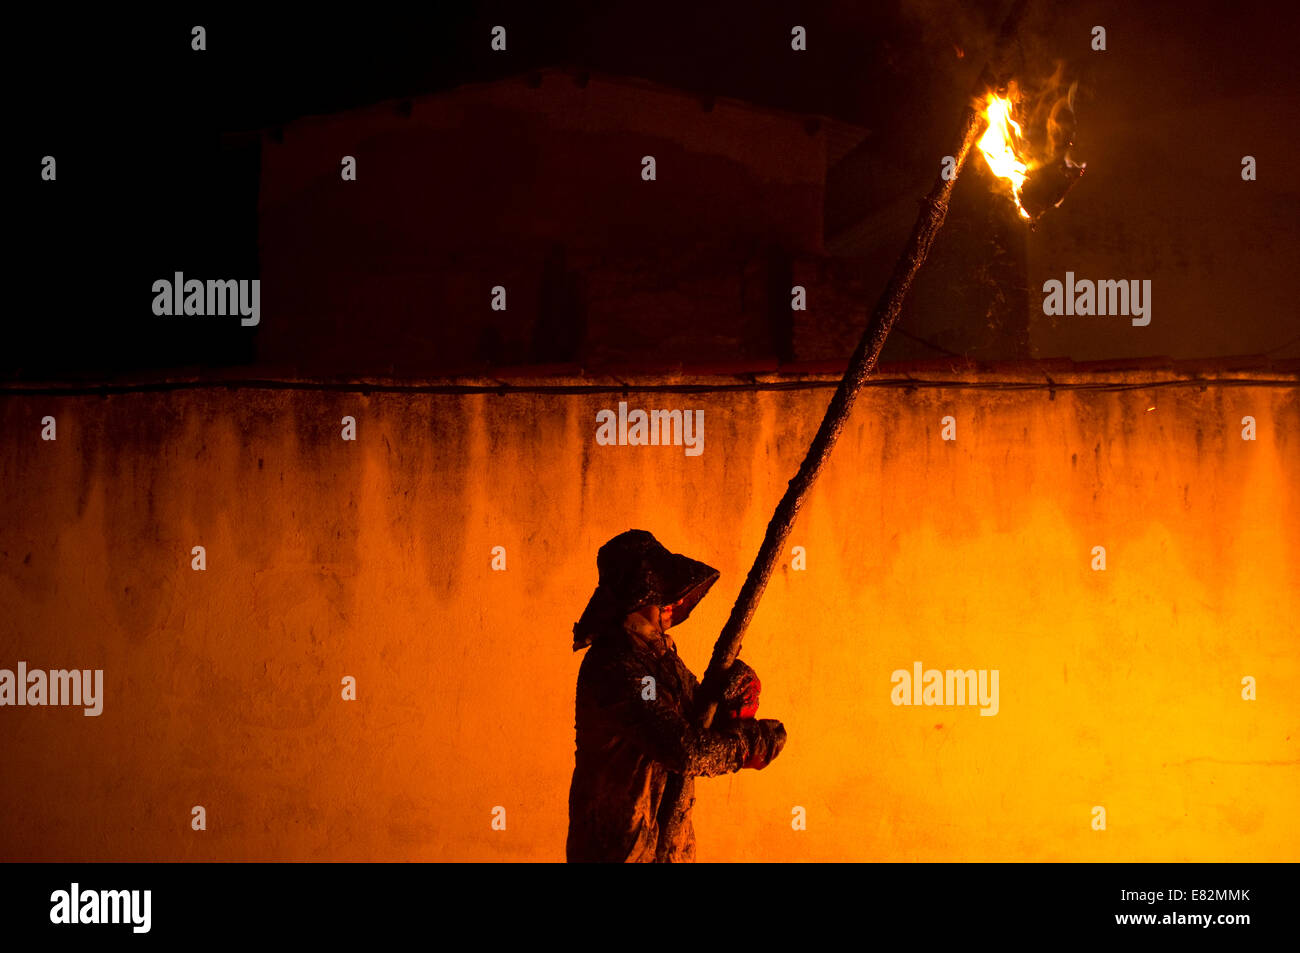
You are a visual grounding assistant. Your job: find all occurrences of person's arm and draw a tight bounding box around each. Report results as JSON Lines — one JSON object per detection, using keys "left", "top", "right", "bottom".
{"left": 589, "top": 650, "right": 783, "bottom": 777}
{"left": 635, "top": 694, "right": 784, "bottom": 776}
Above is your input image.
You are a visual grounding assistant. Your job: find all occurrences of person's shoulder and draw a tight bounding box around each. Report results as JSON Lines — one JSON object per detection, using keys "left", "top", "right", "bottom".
{"left": 584, "top": 627, "right": 637, "bottom": 662}
{"left": 576, "top": 630, "right": 656, "bottom": 709}
{"left": 580, "top": 628, "right": 654, "bottom": 679}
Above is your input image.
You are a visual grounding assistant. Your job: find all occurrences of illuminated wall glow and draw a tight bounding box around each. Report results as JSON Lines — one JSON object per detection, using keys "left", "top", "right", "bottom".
{"left": 0, "top": 369, "right": 1295, "bottom": 860}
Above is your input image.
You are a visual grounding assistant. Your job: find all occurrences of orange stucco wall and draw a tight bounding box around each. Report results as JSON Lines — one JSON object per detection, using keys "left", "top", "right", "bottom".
{"left": 1, "top": 368, "right": 1296, "bottom": 860}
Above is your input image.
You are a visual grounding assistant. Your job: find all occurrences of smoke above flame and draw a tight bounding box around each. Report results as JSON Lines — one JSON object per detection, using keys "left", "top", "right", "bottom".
{"left": 975, "top": 66, "right": 1086, "bottom": 224}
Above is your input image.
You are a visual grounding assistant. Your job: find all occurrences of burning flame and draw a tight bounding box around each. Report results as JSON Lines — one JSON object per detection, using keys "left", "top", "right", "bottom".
{"left": 977, "top": 92, "right": 1031, "bottom": 221}
{"left": 974, "top": 69, "right": 1087, "bottom": 225}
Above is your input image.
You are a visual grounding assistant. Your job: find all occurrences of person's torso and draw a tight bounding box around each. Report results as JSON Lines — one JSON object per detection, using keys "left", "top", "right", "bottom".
{"left": 567, "top": 626, "right": 698, "bottom": 862}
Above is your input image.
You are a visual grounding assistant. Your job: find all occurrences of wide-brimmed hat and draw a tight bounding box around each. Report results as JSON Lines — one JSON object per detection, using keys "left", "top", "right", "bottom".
{"left": 572, "top": 529, "right": 720, "bottom": 650}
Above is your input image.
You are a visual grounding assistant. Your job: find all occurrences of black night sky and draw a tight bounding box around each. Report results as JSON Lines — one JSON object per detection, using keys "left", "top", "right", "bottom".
{"left": 13, "top": 2, "right": 1300, "bottom": 378}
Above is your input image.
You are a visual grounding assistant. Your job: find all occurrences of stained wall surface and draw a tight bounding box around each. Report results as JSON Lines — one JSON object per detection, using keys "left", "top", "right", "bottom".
{"left": 1, "top": 368, "right": 1296, "bottom": 860}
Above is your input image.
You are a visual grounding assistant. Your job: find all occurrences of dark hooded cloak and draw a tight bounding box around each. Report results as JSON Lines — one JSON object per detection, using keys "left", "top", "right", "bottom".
{"left": 566, "top": 530, "right": 768, "bottom": 863}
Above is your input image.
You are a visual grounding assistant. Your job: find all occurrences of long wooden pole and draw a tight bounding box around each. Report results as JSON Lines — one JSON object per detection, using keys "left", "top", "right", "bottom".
{"left": 657, "top": 0, "right": 1031, "bottom": 860}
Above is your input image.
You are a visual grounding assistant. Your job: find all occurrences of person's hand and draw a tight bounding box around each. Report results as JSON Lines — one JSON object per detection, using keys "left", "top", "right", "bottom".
{"left": 740, "top": 718, "right": 786, "bottom": 770}
{"left": 720, "top": 660, "right": 761, "bottom": 722}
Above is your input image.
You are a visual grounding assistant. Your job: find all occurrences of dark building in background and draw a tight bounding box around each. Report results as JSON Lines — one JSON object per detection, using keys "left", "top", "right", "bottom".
{"left": 10, "top": 2, "right": 1296, "bottom": 383}
{"left": 254, "top": 67, "right": 1050, "bottom": 377}
{"left": 256, "top": 68, "right": 876, "bottom": 375}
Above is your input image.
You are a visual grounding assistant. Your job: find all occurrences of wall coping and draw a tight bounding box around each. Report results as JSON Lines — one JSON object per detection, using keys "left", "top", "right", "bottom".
{"left": 2, "top": 357, "right": 1296, "bottom": 397}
